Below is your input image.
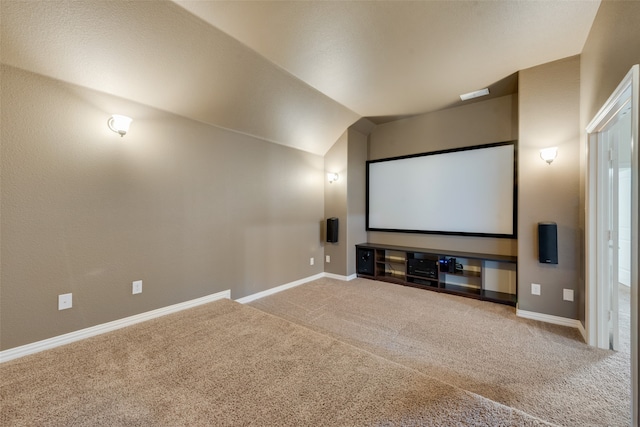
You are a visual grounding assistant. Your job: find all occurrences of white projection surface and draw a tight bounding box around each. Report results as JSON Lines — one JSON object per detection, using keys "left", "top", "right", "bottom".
{"left": 367, "top": 143, "right": 515, "bottom": 237}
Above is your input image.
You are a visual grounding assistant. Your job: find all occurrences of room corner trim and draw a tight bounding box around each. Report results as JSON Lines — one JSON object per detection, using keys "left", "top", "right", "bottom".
{"left": 516, "top": 308, "right": 583, "bottom": 330}
{"left": 577, "top": 320, "right": 587, "bottom": 343}
{"left": 324, "top": 272, "right": 357, "bottom": 281}
{"left": 0, "top": 289, "right": 231, "bottom": 364}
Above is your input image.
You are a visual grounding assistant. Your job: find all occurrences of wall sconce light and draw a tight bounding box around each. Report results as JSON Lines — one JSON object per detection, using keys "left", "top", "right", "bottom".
{"left": 327, "top": 172, "right": 339, "bottom": 183}
{"left": 108, "top": 114, "right": 133, "bottom": 137}
{"left": 540, "top": 147, "right": 558, "bottom": 165}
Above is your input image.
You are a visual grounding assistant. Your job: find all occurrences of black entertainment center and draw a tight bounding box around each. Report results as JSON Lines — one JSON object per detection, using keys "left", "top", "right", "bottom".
{"left": 360, "top": 141, "right": 518, "bottom": 306}
{"left": 356, "top": 243, "right": 517, "bottom": 306}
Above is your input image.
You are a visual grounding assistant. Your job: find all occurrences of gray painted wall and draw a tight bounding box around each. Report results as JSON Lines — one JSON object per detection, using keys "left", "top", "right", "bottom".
{"left": 323, "top": 126, "right": 369, "bottom": 278}
{"left": 324, "top": 131, "right": 348, "bottom": 275}
{"left": 367, "top": 95, "right": 518, "bottom": 257}
{"left": 366, "top": 74, "right": 582, "bottom": 321}
{"left": 579, "top": 4, "right": 640, "bottom": 315}
{"left": 0, "top": 65, "right": 325, "bottom": 350}
{"left": 517, "top": 56, "right": 580, "bottom": 319}
{"left": 4, "top": 4, "right": 639, "bottom": 379}
{"left": 346, "top": 128, "right": 368, "bottom": 277}
{"left": 580, "top": 2, "right": 640, "bottom": 424}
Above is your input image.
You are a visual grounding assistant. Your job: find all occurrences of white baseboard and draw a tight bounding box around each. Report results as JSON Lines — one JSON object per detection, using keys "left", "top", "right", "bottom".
{"left": 324, "top": 272, "right": 357, "bottom": 281}
{"left": 0, "top": 289, "right": 230, "bottom": 364}
{"left": 1, "top": 272, "right": 358, "bottom": 363}
{"left": 236, "top": 272, "right": 355, "bottom": 304}
{"left": 516, "top": 308, "right": 583, "bottom": 330}
{"left": 235, "top": 273, "right": 324, "bottom": 304}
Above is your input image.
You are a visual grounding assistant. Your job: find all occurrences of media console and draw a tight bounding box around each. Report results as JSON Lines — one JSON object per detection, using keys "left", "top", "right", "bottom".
{"left": 355, "top": 243, "right": 517, "bottom": 306}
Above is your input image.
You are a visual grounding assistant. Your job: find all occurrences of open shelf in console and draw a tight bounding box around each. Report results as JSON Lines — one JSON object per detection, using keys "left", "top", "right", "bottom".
{"left": 356, "top": 243, "right": 517, "bottom": 307}
{"left": 375, "top": 249, "right": 407, "bottom": 284}
{"left": 440, "top": 282, "right": 482, "bottom": 298}
{"left": 406, "top": 276, "right": 440, "bottom": 290}
{"left": 439, "top": 257, "right": 482, "bottom": 297}
{"left": 482, "top": 289, "right": 517, "bottom": 306}
{"left": 406, "top": 252, "right": 439, "bottom": 287}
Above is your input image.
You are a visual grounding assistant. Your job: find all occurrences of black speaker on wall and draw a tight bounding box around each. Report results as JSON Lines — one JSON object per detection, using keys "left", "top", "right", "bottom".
{"left": 538, "top": 222, "right": 558, "bottom": 264}
{"left": 326, "top": 217, "right": 339, "bottom": 243}
{"left": 356, "top": 248, "right": 374, "bottom": 275}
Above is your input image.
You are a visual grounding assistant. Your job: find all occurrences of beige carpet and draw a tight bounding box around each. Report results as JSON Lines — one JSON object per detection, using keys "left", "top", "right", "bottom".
{"left": 249, "top": 278, "right": 631, "bottom": 427}
{"left": 1, "top": 298, "right": 554, "bottom": 426}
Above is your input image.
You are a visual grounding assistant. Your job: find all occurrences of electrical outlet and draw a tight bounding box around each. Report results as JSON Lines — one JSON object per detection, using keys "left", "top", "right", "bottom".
{"left": 326, "top": 255, "right": 331, "bottom": 263}
{"left": 310, "top": 257, "right": 314, "bottom": 266}
{"left": 531, "top": 283, "right": 541, "bottom": 296}
{"left": 563, "top": 289, "right": 574, "bottom": 301}
{"left": 58, "top": 293, "right": 73, "bottom": 310}
{"left": 132, "top": 280, "right": 142, "bottom": 295}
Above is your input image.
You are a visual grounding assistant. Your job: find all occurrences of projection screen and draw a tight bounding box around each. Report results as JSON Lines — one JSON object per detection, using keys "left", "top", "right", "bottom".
{"left": 366, "top": 141, "right": 517, "bottom": 238}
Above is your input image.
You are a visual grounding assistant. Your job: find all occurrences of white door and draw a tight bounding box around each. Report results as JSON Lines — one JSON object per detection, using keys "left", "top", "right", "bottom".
{"left": 600, "top": 126, "right": 620, "bottom": 350}
{"left": 619, "top": 167, "right": 632, "bottom": 287}
{"left": 586, "top": 64, "right": 638, "bottom": 425}
{"left": 587, "top": 70, "right": 634, "bottom": 351}
{"left": 599, "top": 100, "right": 633, "bottom": 351}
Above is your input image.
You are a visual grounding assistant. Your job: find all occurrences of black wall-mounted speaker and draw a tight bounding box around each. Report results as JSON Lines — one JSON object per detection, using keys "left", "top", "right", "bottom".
{"left": 538, "top": 222, "right": 558, "bottom": 264}
{"left": 326, "top": 217, "right": 339, "bottom": 243}
{"left": 356, "top": 248, "right": 374, "bottom": 275}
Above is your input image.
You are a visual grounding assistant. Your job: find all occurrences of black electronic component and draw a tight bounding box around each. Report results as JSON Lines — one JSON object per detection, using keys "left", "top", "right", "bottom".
{"left": 327, "top": 217, "right": 339, "bottom": 243}
{"left": 538, "top": 222, "right": 558, "bottom": 264}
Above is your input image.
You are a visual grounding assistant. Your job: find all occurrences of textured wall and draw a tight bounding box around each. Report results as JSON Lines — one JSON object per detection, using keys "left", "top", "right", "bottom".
{"left": 580, "top": 2, "right": 640, "bottom": 423}
{"left": 0, "top": 65, "right": 325, "bottom": 350}
{"left": 581, "top": 1, "right": 640, "bottom": 127}
{"left": 0, "top": 1, "right": 359, "bottom": 156}
{"left": 367, "top": 95, "right": 518, "bottom": 256}
{"left": 324, "top": 131, "right": 348, "bottom": 275}
{"left": 323, "top": 126, "right": 369, "bottom": 278}
{"left": 517, "top": 56, "right": 580, "bottom": 319}
{"left": 346, "top": 128, "right": 368, "bottom": 277}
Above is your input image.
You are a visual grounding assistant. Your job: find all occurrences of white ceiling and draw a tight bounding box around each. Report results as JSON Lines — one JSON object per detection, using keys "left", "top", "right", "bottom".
{"left": 1, "top": 1, "right": 600, "bottom": 155}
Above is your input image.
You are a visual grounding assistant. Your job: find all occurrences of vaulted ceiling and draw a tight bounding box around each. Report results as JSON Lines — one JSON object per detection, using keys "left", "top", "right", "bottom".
{"left": 1, "top": 1, "right": 601, "bottom": 155}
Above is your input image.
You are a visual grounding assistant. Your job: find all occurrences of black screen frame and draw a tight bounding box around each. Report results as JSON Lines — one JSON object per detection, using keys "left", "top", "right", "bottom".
{"left": 365, "top": 140, "right": 518, "bottom": 239}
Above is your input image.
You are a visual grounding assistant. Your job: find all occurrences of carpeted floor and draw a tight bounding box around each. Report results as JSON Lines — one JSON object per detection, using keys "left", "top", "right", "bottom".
{"left": 1, "top": 278, "right": 630, "bottom": 426}
{"left": 1, "top": 297, "right": 554, "bottom": 426}
{"left": 249, "top": 278, "right": 631, "bottom": 427}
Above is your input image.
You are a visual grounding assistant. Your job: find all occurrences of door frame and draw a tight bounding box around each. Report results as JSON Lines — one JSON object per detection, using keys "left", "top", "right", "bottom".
{"left": 585, "top": 64, "right": 638, "bottom": 424}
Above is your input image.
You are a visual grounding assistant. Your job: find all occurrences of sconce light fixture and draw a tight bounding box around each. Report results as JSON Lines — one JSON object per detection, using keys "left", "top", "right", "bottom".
{"left": 108, "top": 114, "right": 133, "bottom": 137}
{"left": 327, "top": 172, "right": 339, "bottom": 183}
{"left": 540, "top": 147, "right": 558, "bottom": 165}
